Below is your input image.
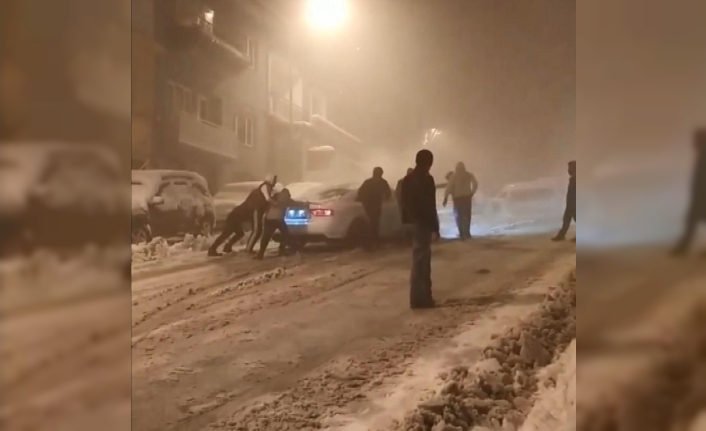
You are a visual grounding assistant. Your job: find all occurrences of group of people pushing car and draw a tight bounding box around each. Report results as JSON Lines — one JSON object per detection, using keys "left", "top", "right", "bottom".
{"left": 208, "top": 175, "right": 302, "bottom": 260}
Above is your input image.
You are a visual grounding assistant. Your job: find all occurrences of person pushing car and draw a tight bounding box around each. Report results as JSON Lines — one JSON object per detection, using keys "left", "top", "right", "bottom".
{"left": 245, "top": 174, "right": 278, "bottom": 254}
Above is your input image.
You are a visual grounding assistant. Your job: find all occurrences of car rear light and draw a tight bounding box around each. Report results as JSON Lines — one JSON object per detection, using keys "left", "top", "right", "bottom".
{"left": 311, "top": 208, "right": 334, "bottom": 217}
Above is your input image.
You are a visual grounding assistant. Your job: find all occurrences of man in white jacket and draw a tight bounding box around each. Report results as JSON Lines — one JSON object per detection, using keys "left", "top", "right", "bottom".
{"left": 443, "top": 162, "right": 479, "bottom": 239}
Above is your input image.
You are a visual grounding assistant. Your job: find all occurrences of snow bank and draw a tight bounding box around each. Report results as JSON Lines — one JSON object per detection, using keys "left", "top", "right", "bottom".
{"left": 520, "top": 339, "right": 576, "bottom": 431}
{"left": 131, "top": 234, "right": 211, "bottom": 263}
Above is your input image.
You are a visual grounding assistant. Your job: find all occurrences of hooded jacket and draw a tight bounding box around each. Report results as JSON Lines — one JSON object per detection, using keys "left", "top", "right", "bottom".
{"left": 445, "top": 164, "right": 478, "bottom": 200}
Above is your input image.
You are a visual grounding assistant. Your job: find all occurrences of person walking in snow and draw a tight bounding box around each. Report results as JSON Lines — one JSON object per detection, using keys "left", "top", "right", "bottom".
{"left": 245, "top": 174, "right": 278, "bottom": 254}
{"left": 401, "top": 149, "right": 440, "bottom": 309}
{"left": 443, "top": 162, "right": 479, "bottom": 240}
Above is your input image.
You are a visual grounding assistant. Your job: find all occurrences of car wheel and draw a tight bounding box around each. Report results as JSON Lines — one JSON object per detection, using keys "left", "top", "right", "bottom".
{"left": 132, "top": 224, "right": 152, "bottom": 245}
{"left": 345, "top": 218, "right": 370, "bottom": 247}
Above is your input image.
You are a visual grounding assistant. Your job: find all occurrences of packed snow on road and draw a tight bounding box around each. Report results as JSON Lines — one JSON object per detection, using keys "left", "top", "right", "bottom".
{"left": 128, "top": 223, "right": 578, "bottom": 431}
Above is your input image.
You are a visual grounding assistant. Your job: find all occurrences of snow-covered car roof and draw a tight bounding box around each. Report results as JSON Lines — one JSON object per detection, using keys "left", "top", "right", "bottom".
{"left": 290, "top": 183, "right": 358, "bottom": 200}
{"left": 132, "top": 170, "right": 210, "bottom": 193}
{"left": 216, "top": 181, "right": 285, "bottom": 197}
{"left": 284, "top": 182, "right": 324, "bottom": 198}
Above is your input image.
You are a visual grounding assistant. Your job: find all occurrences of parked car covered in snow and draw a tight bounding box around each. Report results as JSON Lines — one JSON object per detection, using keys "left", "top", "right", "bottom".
{"left": 0, "top": 143, "right": 130, "bottom": 254}
{"left": 131, "top": 170, "right": 215, "bottom": 244}
{"left": 281, "top": 182, "right": 403, "bottom": 246}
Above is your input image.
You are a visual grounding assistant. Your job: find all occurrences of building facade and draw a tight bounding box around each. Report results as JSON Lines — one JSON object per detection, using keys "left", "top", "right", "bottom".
{"left": 132, "top": 0, "right": 363, "bottom": 191}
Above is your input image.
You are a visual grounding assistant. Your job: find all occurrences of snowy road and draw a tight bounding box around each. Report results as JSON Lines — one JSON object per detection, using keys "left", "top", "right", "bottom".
{"left": 131, "top": 235, "right": 575, "bottom": 431}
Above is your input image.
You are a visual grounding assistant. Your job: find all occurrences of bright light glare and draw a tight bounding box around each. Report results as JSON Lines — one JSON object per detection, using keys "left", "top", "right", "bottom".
{"left": 305, "top": 0, "right": 348, "bottom": 31}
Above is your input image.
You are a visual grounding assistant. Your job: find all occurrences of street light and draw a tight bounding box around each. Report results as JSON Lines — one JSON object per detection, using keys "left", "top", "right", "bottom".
{"left": 305, "top": 0, "right": 348, "bottom": 32}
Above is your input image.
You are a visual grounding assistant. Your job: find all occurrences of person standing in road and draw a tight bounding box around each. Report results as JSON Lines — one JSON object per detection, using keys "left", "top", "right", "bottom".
{"left": 672, "top": 129, "right": 706, "bottom": 255}
{"left": 356, "top": 167, "right": 392, "bottom": 246}
{"left": 245, "top": 174, "right": 278, "bottom": 253}
{"left": 443, "top": 162, "right": 479, "bottom": 240}
{"left": 552, "top": 161, "right": 577, "bottom": 242}
{"left": 401, "top": 149, "right": 440, "bottom": 309}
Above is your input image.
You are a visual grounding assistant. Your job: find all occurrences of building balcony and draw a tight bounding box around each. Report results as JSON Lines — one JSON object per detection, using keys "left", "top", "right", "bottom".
{"left": 270, "top": 96, "right": 305, "bottom": 122}
{"left": 176, "top": 112, "right": 238, "bottom": 159}
{"left": 155, "top": 3, "right": 250, "bottom": 72}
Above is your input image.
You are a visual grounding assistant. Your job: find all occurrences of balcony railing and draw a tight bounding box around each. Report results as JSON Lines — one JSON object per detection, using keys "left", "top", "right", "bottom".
{"left": 178, "top": 112, "right": 238, "bottom": 159}
{"left": 270, "top": 96, "right": 305, "bottom": 122}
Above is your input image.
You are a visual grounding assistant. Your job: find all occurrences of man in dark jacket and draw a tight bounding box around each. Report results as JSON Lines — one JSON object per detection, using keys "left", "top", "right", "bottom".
{"left": 357, "top": 167, "right": 392, "bottom": 243}
{"left": 672, "top": 129, "right": 706, "bottom": 255}
{"left": 245, "top": 174, "right": 278, "bottom": 253}
{"left": 401, "top": 149, "right": 440, "bottom": 309}
{"left": 552, "top": 161, "right": 577, "bottom": 242}
{"left": 208, "top": 202, "right": 253, "bottom": 256}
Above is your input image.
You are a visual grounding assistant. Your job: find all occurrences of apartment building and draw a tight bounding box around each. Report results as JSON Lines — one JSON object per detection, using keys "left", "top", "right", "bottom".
{"left": 132, "top": 0, "right": 364, "bottom": 191}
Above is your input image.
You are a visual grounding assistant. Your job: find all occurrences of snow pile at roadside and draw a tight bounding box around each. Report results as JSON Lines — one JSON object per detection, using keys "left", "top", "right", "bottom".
{"left": 519, "top": 339, "right": 576, "bottom": 431}
{"left": 131, "top": 234, "right": 212, "bottom": 263}
{"left": 398, "top": 272, "right": 576, "bottom": 431}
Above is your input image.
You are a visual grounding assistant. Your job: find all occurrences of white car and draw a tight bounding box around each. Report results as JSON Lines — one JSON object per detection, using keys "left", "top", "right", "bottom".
{"left": 283, "top": 183, "right": 403, "bottom": 246}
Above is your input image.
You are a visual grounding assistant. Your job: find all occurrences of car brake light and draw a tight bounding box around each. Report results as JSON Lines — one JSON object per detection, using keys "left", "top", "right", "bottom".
{"left": 311, "top": 208, "right": 334, "bottom": 217}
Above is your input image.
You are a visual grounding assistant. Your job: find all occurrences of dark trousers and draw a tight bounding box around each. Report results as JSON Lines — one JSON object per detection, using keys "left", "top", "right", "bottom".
{"left": 674, "top": 206, "right": 704, "bottom": 253}
{"left": 246, "top": 208, "right": 265, "bottom": 253}
{"left": 453, "top": 195, "right": 473, "bottom": 238}
{"left": 556, "top": 204, "right": 577, "bottom": 238}
{"left": 410, "top": 224, "right": 433, "bottom": 307}
{"left": 209, "top": 210, "right": 248, "bottom": 254}
{"left": 257, "top": 219, "right": 292, "bottom": 258}
{"left": 365, "top": 207, "right": 382, "bottom": 242}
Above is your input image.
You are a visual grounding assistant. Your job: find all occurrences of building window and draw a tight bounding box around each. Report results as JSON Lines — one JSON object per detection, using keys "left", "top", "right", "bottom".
{"left": 168, "top": 81, "right": 197, "bottom": 116}
{"left": 198, "top": 95, "right": 223, "bottom": 126}
{"left": 238, "top": 115, "right": 255, "bottom": 147}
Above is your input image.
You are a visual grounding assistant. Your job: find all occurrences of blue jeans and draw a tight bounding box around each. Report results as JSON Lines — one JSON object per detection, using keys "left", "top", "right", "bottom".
{"left": 410, "top": 224, "right": 433, "bottom": 306}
